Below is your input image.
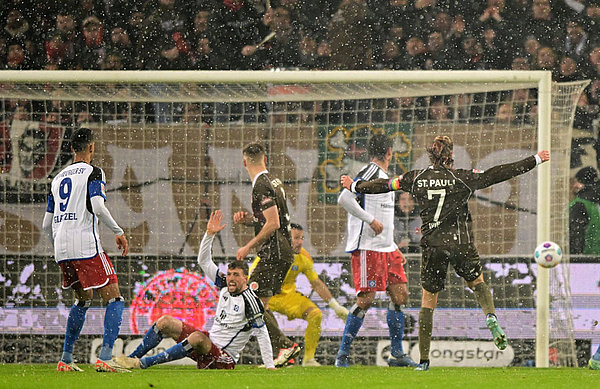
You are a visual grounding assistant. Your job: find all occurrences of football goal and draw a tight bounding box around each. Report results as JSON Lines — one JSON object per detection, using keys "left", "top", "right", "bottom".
{"left": 0, "top": 70, "right": 587, "bottom": 367}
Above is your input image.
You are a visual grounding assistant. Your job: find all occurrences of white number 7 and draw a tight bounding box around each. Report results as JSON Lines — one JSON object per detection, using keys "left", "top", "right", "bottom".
{"left": 427, "top": 189, "right": 446, "bottom": 222}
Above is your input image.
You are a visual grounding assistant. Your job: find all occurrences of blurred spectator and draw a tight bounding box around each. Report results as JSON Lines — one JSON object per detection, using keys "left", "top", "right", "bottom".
{"left": 327, "top": 0, "right": 374, "bottom": 70}
{"left": 511, "top": 55, "right": 531, "bottom": 70}
{"left": 495, "top": 102, "right": 517, "bottom": 124}
{"left": 315, "top": 40, "right": 331, "bottom": 69}
{"left": 74, "top": 0, "right": 107, "bottom": 27}
{"left": 211, "top": 0, "right": 265, "bottom": 70}
{"left": 449, "top": 94, "right": 473, "bottom": 123}
{"left": 298, "top": 34, "right": 318, "bottom": 68}
{"left": 569, "top": 166, "right": 600, "bottom": 254}
{"left": 534, "top": 46, "right": 559, "bottom": 77}
{"left": 460, "top": 35, "right": 486, "bottom": 70}
{"left": 425, "top": 31, "right": 454, "bottom": 69}
{"left": 2, "top": 9, "right": 35, "bottom": 43}
{"left": 478, "top": 0, "right": 507, "bottom": 28}
{"left": 138, "top": 0, "right": 191, "bottom": 70}
{"left": 4, "top": 41, "right": 32, "bottom": 69}
{"left": 525, "top": 0, "right": 563, "bottom": 48}
{"left": 393, "top": 191, "right": 421, "bottom": 254}
{"left": 127, "top": 9, "right": 145, "bottom": 48}
{"left": 273, "top": 0, "right": 333, "bottom": 40}
{"left": 561, "top": 19, "right": 589, "bottom": 65}
{"left": 79, "top": 15, "right": 106, "bottom": 69}
{"left": 404, "top": 36, "right": 427, "bottom": 69}
{"left": 562, "top": 0, "right": 600, "bottom": 35}
{"left": 51, "top": 10, "right": 80, "bottom": 69}
{"left": 378, "top": 39, "right": 405, "bottom": 70}
{"left": 523, "top": 37, "right": 541, "bottom": 65}
{"left": 102, "top": 52, "right": 124, "bottom": 70}
{"left": 107, "top": 26, "right": 137, "bottom": 69}
{"left": 428, "top": 98, "right": 451, "bottom": 121}
{"left": 242, "top": 7, "right": 300, "bottom": 69}
{"left": 558, "top": 56, "right": 582, "bottom": 82}
{"left": 482, "top": 27, "right": 509, "bottom": 69}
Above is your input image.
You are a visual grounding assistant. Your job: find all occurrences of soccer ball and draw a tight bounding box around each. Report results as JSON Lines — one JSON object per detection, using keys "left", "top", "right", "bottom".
{"left": 534, "top": 241, "right": 562, "bottom": 269}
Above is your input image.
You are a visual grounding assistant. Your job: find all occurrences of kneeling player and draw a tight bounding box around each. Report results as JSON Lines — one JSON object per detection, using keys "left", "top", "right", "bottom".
{"left": 116, "top": 210, "right": 275, "bottom": 370}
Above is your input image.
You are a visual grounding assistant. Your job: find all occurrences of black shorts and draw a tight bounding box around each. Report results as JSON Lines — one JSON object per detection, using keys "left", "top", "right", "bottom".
{"left": 420, "top": 243, "right": 482, "bottom": 293}
{"left": 248, "top": 241, "right": 293, "bottom": 298}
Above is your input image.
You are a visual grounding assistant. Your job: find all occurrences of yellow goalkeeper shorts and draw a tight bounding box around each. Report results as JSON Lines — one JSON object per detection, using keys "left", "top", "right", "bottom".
{"left": 268, "top": 291, "right": 318, "bottom": 320}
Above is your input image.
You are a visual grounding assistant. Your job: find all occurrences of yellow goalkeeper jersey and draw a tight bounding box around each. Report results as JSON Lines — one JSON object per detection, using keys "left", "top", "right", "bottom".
{"left": 249, "top": 248, "right": 319, "bottom": 295}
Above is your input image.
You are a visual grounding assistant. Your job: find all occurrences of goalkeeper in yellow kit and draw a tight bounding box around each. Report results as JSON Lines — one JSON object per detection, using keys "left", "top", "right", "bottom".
{"left": 250, "top": 223, "right": 349, "bottom": 366}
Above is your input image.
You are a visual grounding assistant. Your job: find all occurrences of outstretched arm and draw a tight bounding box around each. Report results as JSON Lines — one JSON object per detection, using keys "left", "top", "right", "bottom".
{"left": 198, "top": 210, "right": 226, "bottom": 287}
{"left": 471, "top": 151, "right": 549, "bottom": 190}
{"left": 310, "top": 278, "right": 349, "bottom": 320}
{"left": 341, "top": 175, "right": 393, "bottom": 194}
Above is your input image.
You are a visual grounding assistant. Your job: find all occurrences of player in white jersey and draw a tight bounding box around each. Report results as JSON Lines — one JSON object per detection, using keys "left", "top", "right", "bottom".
{"left": 42, "top": 127, "right": 129, "bottom": 373}
{"left": 116, "top": 210, "right": 275, "bottom": 370}
{"left": 335, "top": 134, "right": 416, "bottom": 368}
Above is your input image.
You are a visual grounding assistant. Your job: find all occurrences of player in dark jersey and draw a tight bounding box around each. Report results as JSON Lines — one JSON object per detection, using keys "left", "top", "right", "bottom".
{"left": 233, "top": 142, "right": 300, "bottom": 367}
{"left": 341, "top": 136, "right": 550, "bottom": 371}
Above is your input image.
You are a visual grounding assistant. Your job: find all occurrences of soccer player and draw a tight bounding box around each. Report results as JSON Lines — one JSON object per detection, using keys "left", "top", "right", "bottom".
{"left": 341, "top": 135, "right": 550, "bottom": 371}
{"left": 335, "top": 134, "right": 417, "bottom": 368}
{"left": 116, "top": 210, "right": 275, "bottom": 370}
{"left": 233, "top": 142, "right": 301, "bottom": 367}
{"left": 42, "top": 127, "right": 130, "bottom": 373}
{"left": 249, "top": 223, "right": 349, "bottom": 366}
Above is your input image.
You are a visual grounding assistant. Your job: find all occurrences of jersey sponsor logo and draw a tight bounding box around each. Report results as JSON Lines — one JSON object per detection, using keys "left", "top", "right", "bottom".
{"left": 260, "top": 196, "right": 272, "bottom": 206}
{"left": 249, "top": 281, "right": 259, "bottom": 291}
{"left": 472, "top": 169, "right": 484, "bottom": 173}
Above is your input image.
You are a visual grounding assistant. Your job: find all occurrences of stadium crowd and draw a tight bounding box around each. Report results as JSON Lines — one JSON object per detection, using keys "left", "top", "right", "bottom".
{"left": 0, "top": 0, "right": 599, "bottom": 128}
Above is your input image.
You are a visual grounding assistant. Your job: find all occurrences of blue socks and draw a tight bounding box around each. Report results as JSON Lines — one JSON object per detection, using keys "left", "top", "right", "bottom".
{"left": 129, "top": 323, "right": 164, "bottom": 358}
{"left": 387, "top": 303, "right": 405, "bottom": 357}
{"left": 61, "top": 300, "right": 90, "bottom": 364}
{"left": 594, "top": 344, "right": 600, "bottom": 361}
{"left": 140, "top": 339, "right": 193, "bottom": 369}
{"left": 98, "top": 297, "right": 124, "bottom": 361}
{"left": 338, "top": 304, "right": 366, "bottom": 356}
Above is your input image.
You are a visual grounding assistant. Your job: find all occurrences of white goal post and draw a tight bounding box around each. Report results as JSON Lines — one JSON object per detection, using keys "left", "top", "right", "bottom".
{"left": 0, "top": 70, "right": 583, "bottom": 367}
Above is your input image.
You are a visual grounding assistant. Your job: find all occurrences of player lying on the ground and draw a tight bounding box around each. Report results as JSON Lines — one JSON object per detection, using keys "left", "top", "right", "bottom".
{"left": 250, "top": 223, "right": 349, "bottom": 366}
{"left": 116, "top": 210, "right": 275, "bottom": 370}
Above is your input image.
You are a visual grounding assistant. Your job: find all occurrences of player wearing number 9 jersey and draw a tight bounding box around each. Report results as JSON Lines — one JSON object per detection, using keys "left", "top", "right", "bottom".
{"left": 42, "top": 127, "right": 130, "bottom": 373}
{"left": 342, "top": 136, "right": 550, "bottom": 370}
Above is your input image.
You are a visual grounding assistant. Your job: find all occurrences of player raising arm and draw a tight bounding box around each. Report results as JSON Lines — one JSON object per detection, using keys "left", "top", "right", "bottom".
{"left": 116, "top": 210, "right": 275, "bottom": 370}
{"left": 341, "top": 135, "right": 550, "bottom": 371}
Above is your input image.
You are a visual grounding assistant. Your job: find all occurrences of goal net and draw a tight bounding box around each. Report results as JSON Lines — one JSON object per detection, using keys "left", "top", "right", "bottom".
{"left": 0, "top": 70, "right": 588, "bottom": 367}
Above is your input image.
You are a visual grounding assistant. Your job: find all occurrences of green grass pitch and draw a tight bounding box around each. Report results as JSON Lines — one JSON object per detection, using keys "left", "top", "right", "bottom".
{"left": 0, "top": 364, "right": 596, "bottom": 389}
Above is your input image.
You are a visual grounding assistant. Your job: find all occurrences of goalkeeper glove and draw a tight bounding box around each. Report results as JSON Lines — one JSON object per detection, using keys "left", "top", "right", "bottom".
{"left": 328, "top": 298, "right": 349, "bottom": 320}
